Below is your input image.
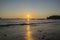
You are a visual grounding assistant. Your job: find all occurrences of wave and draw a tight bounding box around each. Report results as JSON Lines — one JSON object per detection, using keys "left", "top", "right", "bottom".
{"left": 0, "top": 21, "right": 60, "bottom": 27}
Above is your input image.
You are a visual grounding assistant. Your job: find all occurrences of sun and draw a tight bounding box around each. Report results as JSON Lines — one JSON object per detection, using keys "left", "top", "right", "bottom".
{"left": 26, "top": 14, "right": 31, "bottom": 22}
{"left": 27, "top": 14, "right": 30, "bottom": 19}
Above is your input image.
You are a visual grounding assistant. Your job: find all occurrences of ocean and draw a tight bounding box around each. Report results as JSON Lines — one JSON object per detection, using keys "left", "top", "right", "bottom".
{"left": 0, "top": 19, "right": 60, "bottom": 40}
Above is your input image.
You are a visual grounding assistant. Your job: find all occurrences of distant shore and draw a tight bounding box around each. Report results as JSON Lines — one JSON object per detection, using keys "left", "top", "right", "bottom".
{"left": 47, "top": 15, "right": 60, "bottom": 19}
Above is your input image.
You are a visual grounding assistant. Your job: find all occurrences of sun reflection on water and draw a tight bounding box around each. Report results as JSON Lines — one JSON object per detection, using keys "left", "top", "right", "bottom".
{"left": 25, "top": 15, "right": 34, "bottom": 40}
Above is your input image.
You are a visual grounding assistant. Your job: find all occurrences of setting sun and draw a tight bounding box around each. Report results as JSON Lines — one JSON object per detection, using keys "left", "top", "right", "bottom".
{"left": 27, "top": 14, "right": 30, "bottom": 19}
{"left": 26, "top": 14, "right": 31, "bottom": 22}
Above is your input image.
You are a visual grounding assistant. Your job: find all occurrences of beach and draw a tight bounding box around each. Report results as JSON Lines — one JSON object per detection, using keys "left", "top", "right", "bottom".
{"left": 0, "top": 19, "right": 60, "bottom": 40}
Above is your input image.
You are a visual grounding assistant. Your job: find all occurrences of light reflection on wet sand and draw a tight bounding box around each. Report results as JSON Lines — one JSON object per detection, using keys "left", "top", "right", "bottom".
{"left": 25, "top": 25, "right": 34, "bottom": 40}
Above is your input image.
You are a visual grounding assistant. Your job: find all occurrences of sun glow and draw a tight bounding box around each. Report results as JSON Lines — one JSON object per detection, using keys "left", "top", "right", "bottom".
{"left": 27, "top": 14, "right": 30, "bottom": 19}
{"left": 26, "top": 14, "right": 31, "bottom": 22}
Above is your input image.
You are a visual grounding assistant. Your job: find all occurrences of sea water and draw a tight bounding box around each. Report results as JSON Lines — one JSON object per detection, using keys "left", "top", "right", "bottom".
{"left": 0, "top": 19, "right": 60, "bottom": 40}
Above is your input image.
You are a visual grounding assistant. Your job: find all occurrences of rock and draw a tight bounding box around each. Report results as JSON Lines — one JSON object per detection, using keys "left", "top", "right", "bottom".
{"left": 42, "top": 35, "right": 46, "bottom": 39}
{"left": 38, "top": 30, "right": 42, "bottom": 32}
{"left": 4, "top": 34, "right": 7, "bottom": 37}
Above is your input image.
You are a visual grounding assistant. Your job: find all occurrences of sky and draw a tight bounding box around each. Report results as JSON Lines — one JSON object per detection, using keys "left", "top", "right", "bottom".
{"left": 0, "top": 0, "right": 60, "bottom": 18}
